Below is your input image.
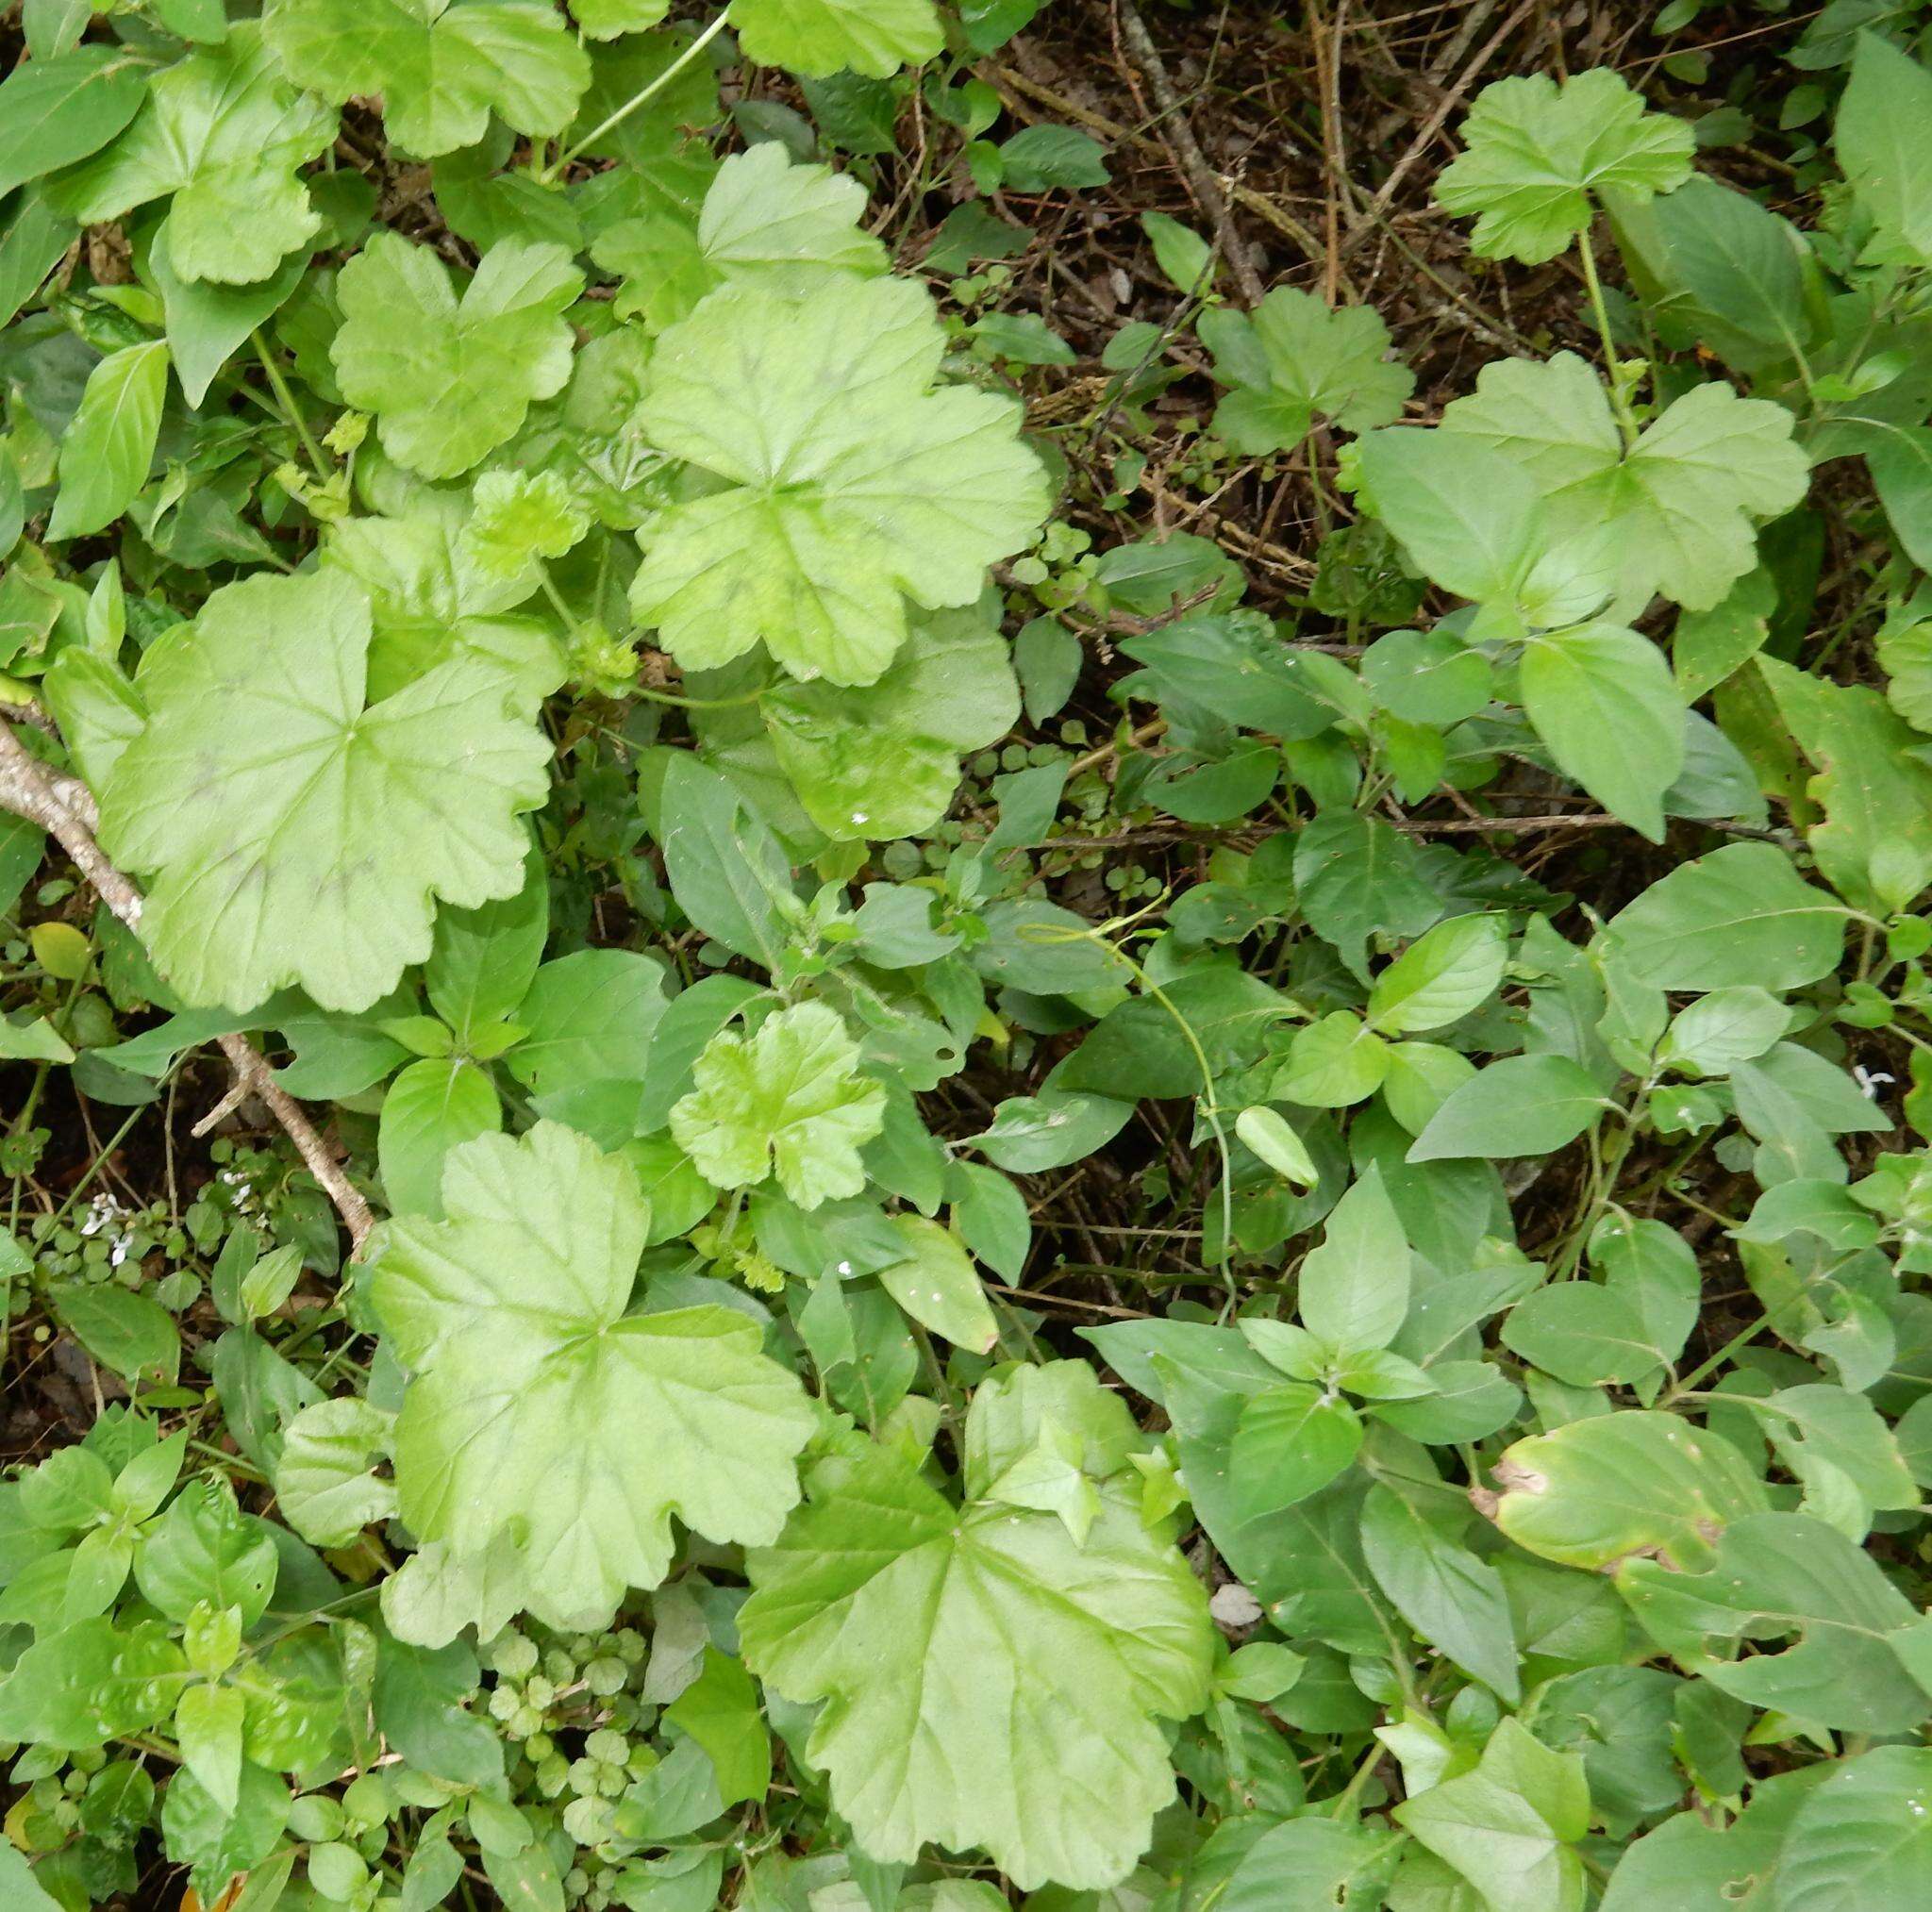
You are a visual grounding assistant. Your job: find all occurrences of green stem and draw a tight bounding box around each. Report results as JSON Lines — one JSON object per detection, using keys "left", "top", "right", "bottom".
{"left": 188, "top": 1438, "right": 266, "bottom": 1483}
{"left": 1576, "top": 238, "right": 1638, "bottom": 451}
{"left": 535, "top": 564, "right": 580, "bottom": 632}
{"left": 1550, "top": 1094, "right": 1640, "bottom": 1281}
{"left": 243, "top": 1584, "right": 383, "bottom": 1657}
{"left": 44, "top": 1104, "right": 151, "bottom": 1230}
{"left": 1027, "top": 918, "right": 1238, "bottom": 1281}
{"left": 1665, "top": 1284, "right": 1821, "bottom": 1403}
{"left": 1327, "top": 1741, "right": 1395, "bottom": 1821}
{"left": 11, "top": 1061, "right": 50, "bottom": 1143}
{"left": 251, "top": 330, "right": 327, "bottom": 478}
{"left": 634, "top": 681, "right": 771, "bottom": 710}
{"left": 544, "top": 10, "right": 729, "bottom": 178}
{"left": 9, "top": 974, "right": 90, "bottom": 1171}
{"left": 534, "top": 564, "right": 765, "bottom": 707}
{"left": 271, "top": 1305, "right": 343, "bottom": 1366}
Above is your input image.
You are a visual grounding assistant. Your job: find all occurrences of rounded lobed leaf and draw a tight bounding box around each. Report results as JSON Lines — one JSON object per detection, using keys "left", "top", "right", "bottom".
{"left": 373, "top": 1122, "right": 817, "bottom": 1633}
{"left": 97, "top": 569, "right": 551, "bottom": 1013}
{"left": 629, "top": 274, "right": 1052, "bottom": 686}
{"left": 740, "top": 1366, "right": 1213, "bottom": 1888}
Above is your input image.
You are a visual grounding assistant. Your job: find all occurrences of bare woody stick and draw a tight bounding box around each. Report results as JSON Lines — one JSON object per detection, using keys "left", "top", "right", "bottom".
{"left": 1117, "top": 0, "right": 1268, "bottom": 306}
{"left": 0, "top": 717, "right": 377, "bottom": 1255}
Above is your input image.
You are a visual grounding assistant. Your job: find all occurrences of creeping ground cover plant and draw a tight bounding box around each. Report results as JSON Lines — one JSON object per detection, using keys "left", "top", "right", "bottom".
{"left": 9, "top": 3, "right": 1932, "bottom": 1909}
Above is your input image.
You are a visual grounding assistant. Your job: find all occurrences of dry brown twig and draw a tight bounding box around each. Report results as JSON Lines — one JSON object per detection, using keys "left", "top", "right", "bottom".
{"left": 1115, "top": 0, "right": 1266, "bottom": 304}
{"left": 989, "top": 55, "right": 1330, "bottom": 274}
{"left": 1114, "top": 2, "right": 1268, "bottom": 303}
{"left": 0, "top": 716, "right": 377, "bottom": 1255}
{"left": 1304, "top": 0, "right": 1349, "bottom": 303}
{"left": 1338, "top": 0, "right": 1537, "bottom": 263}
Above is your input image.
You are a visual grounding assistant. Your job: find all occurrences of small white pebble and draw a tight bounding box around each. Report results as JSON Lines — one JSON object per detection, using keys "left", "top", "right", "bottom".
{"left": 1209, "top": 1583, "right": 1262, "bottom": 1629}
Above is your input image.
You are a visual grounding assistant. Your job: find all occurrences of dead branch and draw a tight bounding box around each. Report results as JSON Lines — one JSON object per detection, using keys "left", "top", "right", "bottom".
{"left": 1116, "top": 0, "right": 1266, "bottom": 304}
{"left": 0, "top": 717, "right": 377, "bottom": 1255}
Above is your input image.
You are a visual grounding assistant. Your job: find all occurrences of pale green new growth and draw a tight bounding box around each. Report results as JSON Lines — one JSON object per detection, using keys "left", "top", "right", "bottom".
{"left": 374, "top": 1123, "right": 816, "bottom": 1633}
{"left": 461, "top": 471, "right": 591, "bottom": 581}
{"left": 97, "top": 570, "right": 550, "bottom": 1013}
{"left": 630, "top": 274, "right": 1051, "bottom": 686}
{"left": 671, "top": 1002, "right": 887, "bottom": 1209}
{"left": 52, "top": 25, "right": 336, "bottom": 284}
{"left": 262, "top": 0, "right": 590, "bottom": 158}
{"left": 332, "top": 234, "right": 583, "bottom": 479}
{"left": 1435, "top": 70, "right": 1694, "bottom": 264}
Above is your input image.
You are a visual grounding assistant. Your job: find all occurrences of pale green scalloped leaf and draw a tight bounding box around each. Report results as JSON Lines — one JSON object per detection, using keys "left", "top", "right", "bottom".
{"left": 629, "top": 274, "right": 1050, "bottom": 687}
{"left": 97, "top": 569, "right": 550, "bottom": 1013}
{"left": 373, "top": 1122, "right": 817, "bottom": 1632}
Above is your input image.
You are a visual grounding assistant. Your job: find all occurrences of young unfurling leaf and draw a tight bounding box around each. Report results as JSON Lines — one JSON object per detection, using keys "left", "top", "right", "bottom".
{"left": 670, "top": 1003, "right": 887, "bottom": 1210}
{"left": 460, "top": 470, "right": 590, "bottom": 582}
